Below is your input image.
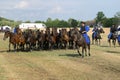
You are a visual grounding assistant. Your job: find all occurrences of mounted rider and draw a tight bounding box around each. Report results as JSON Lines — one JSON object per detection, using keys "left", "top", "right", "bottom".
{"left": 80, "top": 21, "right": 90, "bottom": 44}
{"left": 117, "top": 25, "right": 120, "bottom": 43}
{"left": 108, "top": 25, "right": 117, "bottom": 40}
{"left": 92, "top": 26, "right": 98, "bottom": 39}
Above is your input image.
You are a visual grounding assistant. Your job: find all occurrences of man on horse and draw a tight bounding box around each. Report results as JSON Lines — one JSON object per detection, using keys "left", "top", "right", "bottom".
{"left": 117, "top": 25, "right": 120, "bottom": 44}
{"left": 92, "top": 26, "right": 98, "bottom": 39}
{"left": 13, "top": 27, "right": 19, "bottom": 34}
{"left": 108, "top": 25, "right": 117, "bottom": 41}
{"left": 80, "top": 21, "right": 90, "bottom": 44}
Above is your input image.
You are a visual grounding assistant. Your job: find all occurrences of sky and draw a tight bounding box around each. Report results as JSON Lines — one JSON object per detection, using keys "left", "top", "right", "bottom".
{"left": 0, "top": 0, "right": 120, "bottom": 21}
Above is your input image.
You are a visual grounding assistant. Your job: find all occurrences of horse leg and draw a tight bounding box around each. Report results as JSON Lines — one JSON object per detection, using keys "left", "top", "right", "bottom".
{"left": 64, "top": 41, "right": 67, "bottom": 49}
{"left": 9, "top": 43, "right": 11, "bottom": 51}
{"left": 77, "top": 46, "right": 81, "bottom": 56}
{"left": 14, "top": 44, "right": 16, "bottom": 52}
{"left": 92, "top": 38, "right": 94, "bottom": 45}
{"left": 108, "top": 39, "right": 111, "bottom": 47}
{"left": 85, "top": 47, "right": 87, "bottom": 56}
{"left": 88, "top": 44, "right": 91, "bottom": 56}
{"left": 95, "top": 39, "right": 97, "bottom": 45}
{"left": 99, "top": 39, "right": 101, "bottom": 46}
{"left": 82, "top": 47, "right": 84, "bottom": 58}
{"left": 114, "top": 39, "right": 116, "bottom": 48}
{"left": 112, "top": 39, "right": 115, "bottom": 48}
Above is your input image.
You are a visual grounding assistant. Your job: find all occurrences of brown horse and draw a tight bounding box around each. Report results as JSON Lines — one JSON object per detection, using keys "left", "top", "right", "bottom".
{"left": 3, "top": 31, "right": 20, "bottom": 51}
{"left": 60, "top": 29, "right": 69, "bottom": 49}
{"left": 26, "top": 30, "right": 37, "bottom": 51}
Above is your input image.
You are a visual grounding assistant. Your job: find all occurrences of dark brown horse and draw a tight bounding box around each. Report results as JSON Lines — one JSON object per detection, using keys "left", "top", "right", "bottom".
{"left": 36, "top": 30, "right": 45, "bottom": 50}
{"left": 108, "top": 32, "right": 117, "bottom": 47}
{"left": 49, "top": 28, "right": 58, "bottom": 49}
{"left": 92, "top": 28, "right": 105, "bottom": 45}
{"left": 70, "top": 29, "right": 90, "bottom": 57}
{"left": 69, "top": 28, "right": 79, "bottom": 49}
{"left": 76, "top": 33, "right": 91, "bottom": 57}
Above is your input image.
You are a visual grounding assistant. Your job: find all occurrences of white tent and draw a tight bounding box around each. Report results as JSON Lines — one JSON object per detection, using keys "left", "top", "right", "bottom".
{"left": 2, "top": 26, "right": 12, "bottom": 31}
{"left": 19, "top": 23, "right": 46, "bottom": 31}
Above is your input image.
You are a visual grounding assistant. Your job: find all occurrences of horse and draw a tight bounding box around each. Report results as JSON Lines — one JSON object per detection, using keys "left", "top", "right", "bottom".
{"left": 16, "top": 28, "right": 26, "bottom": 50}
{"left": 59, "top": 29, "right": 69, "bottom": 49}
{"left": 68, "top": 28, "right": 79, "bottom": 49}
{"left": 49, "top": 28, "right": 58, "bottom": 49}
{"left": 92, "top": 28, "right": 105, "bottom": 45}
{"left": 71, "top": 30, "right": 90, "bottom": 57}
{"left": 108, "top": 32, "right": 117, "bottom": 47}
{"left": 44, "top": 28, "right": 51, "bottom": 49}
{"left": 3, "top": 31, "right": 20, "bottom": 51}
{"left": 23, "top": 29, "right": 37, "bottom": 51}
{"left": 36, "top": 30, "right": 45, "bottom": 50}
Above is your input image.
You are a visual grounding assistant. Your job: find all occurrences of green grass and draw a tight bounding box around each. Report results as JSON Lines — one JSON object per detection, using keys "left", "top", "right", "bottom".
{"left": 0, "top": 31, "right": 120, "bottom": 80}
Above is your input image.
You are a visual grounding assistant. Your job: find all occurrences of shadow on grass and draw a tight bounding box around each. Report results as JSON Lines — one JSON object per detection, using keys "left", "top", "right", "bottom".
{"left": 59, "top": 53, "right": 80, "bottom": 57}
{"left": 106, "top": 51, "right": 120, "bottom": 54}
{"left": 0, "top": 50, "right": 7, "bottom": 53}
{"left": 100, "top": 45, "right": 109, "bottom": 47}
{"left": 0, "top": 50, "right": 32, "bottom": 53}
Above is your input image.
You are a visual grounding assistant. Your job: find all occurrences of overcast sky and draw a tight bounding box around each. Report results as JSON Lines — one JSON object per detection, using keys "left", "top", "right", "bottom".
{"left": 0, "top": 0, "right": 120, "bottom": 21}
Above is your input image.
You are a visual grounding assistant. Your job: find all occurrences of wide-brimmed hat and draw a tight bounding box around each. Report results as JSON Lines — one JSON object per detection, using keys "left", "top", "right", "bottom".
{"left": 81, "top": 21, "right": 86, "bottom": 24}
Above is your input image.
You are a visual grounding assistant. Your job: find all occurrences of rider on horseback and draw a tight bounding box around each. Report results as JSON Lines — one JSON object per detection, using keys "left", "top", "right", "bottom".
{"left": 108, "top": 25, "right": 117, "bottom": 40}
{"left": 92, "top": 26, "right": 98, "bottom": 39}
{"left": 117, "top": 25, "right": 120, "bottom": 43}
{"left": 80, "top": 21, "right": 90, "bottom": 44}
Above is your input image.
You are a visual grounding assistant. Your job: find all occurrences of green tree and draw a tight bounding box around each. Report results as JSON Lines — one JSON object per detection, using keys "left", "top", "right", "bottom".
{"left": 45, "top": 18, "right": 53, "bottom": 27}
{"left": 68, "top": 18, "right": 78, "bottom": 27}
{"left": 53, "top": 18, "right": 60, "bottom": 27}
{"left": 34, "top": 20, "right": 42, "bottom": 23}
{"left": 114, "top": 11, "right": 120, "bottom": 25}
{"left": 58, "top": 20, "right": 69, "bottom": 27}
{"left": 96, "top": 11, "right": 106, "bottom": 24}
{"left": 24, "top": 21, "right": 31, "bottom": 23}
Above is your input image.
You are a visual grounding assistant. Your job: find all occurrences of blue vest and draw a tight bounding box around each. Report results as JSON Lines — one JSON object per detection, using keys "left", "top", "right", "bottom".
{"left": 80, "top": 26, "right": 90, "bottom": 44}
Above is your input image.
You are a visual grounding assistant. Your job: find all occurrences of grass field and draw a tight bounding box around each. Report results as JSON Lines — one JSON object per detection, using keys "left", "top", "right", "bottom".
{"left": 0, "top": 28, "right": 120, "bottom": 80}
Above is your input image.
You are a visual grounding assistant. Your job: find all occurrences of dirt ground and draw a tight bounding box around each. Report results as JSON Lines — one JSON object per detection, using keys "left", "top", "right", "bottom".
{"left": 0, "top": 28, "right": 120, "bottom": 80}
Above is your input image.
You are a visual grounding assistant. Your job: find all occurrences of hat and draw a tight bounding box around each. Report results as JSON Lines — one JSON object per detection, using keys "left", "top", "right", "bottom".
{"left": 81, "top": 21, "right": 86, "bottom": 24}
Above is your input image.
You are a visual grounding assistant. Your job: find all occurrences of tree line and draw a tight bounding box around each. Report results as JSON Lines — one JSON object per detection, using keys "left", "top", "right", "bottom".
{"left": 0, "top": 11, "right": 120, "bottom": 28}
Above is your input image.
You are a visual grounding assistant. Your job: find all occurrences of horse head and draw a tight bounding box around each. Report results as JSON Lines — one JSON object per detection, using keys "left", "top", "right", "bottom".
{"left": 3, "top": 31, "right": 10, "bottom": 40}
{"left": 99, "top": 28, "right": 105, "bottom": 33}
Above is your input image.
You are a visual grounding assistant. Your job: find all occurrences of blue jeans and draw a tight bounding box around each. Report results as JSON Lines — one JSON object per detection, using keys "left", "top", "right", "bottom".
{"left": 108, "top": 33, "right": 112, "bottom": 39}
{"left": 117, "top": 35, "right": 120, "bottom": 42}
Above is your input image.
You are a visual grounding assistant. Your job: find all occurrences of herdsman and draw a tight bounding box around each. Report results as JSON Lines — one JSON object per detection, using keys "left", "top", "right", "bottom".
{"left": 117, "top": 25, "right": 120, "bottom": 43}
{"left": 108, "top": 24, "right": 117, "bottom": 41}
{"left": 80, "top": 21, "right": 90, "bottom": 44}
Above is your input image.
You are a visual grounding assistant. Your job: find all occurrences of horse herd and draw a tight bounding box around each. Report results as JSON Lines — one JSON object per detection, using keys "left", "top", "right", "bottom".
{"left": 3, "top": 27, "right": 91, "bottom": 57}
{"left": 3, "top": 27, "right": 120, "bottom": 57}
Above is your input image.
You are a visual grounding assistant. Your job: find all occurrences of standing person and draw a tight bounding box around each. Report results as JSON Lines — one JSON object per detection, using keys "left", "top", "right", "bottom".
{"left": 80, "top": 21, "right": 90, "bottom": 44}
{"left": 108, "top": 25, "right": 117, "bottom": 41}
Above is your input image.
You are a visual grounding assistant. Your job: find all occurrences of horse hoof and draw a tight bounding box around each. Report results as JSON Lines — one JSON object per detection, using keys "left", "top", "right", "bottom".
{"left": 79, "top": 53, "right": 82, "bottom": 56}
{"left": 89, "top": 54, "right": 91, "bottom": 56}
{"left": 82, "top": 55, "right": 84, "bottom": 58}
